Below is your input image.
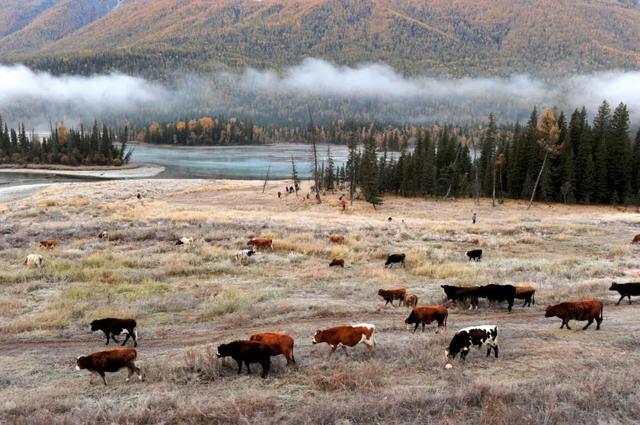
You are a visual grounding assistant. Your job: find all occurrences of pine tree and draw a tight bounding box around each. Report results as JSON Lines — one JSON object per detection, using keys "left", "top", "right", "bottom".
{"left": 591, "top": 101, "right": 611, "bottom": 203}
{"left": 607, "top": 103, "right": 632, "bottom": 204}
{"left": 290, "top": 156, "right": 300, "bottom": 195}
{"left": 479, "top": 113, "right": 498, "bottom": 197}
{"left": 361, "top": 136, "right": 383, "bottom": 208}
{"left": 528, "top": 107, "right": 561, "bottom": 209}
{"left": 324, "top": 145, "right": 335, "bottom": 191}
{"left": 346, "top": 131, "right": 358, "bottom": 204}
{"left": 632, "top": 129, "right": 640, "bottom": 202}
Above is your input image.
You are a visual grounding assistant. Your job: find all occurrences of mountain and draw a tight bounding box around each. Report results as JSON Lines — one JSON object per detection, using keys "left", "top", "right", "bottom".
{"left": 1, "top": 0, "right": 640, "bottom": 77}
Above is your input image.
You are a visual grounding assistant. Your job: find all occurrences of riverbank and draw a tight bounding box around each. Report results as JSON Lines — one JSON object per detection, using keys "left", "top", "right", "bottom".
{"left": 0, "top": 163, "right": 165, "bottom": 179}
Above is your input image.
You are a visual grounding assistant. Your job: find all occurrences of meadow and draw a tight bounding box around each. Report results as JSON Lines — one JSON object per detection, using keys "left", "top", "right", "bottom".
{"left": 1, "top": 179, "right": 639, "bottom": 425}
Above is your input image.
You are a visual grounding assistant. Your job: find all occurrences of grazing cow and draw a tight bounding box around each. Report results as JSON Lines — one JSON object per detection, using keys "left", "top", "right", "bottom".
{"left": 378, "top": 288, "right": 406, "bottom": 306}
{"left": 478, "top": 284, "right": 516, "bottom": 312}
{"left": 248, "top": 238, "right": 273, "bottom": 250}
{"left": 311, "top": 324, "right": 376, "bottom": 355}
{"left": 329, "top": 235, "right": 345, "bottom": 243}
{"left": 249, "top": 332, "right": 296, "bottom": 366}
{"left": 40, "top": 239, "right": 57, "bottom": 249}
{"left": 632, "top": 234, "right": 640, "bottom": 244}
{"left": 384, "top": 253, "right": 406, "bottom": 268}
{"left": 234, "top": 248, "right": 256, "bottom": 264}
{"left": 514, "top": 285, "right": 536, "bottom": 307}
{"left": 609, "top": 282, "right": 640, "bottom": 305}
{"left": 545, "top": 300, "right": 603, "bottom": 330}
{"left": 98, "top": 230, "right": 109, "bottom": 240}
{"left": 76, "top": 348, "right": 142, "bottom": 385}
{"left": 216, "top": 340, "right": 271, "bottom": 378}
{"left": 23, "top": 254, "right": 43, "bottom": 268}
{"left": 175, "top": 237, "right": 194, "bottom": 246}
{"left": 91, "top": 318, "right": 138, "bottom": 347}
{"left": 446, "top": 325, "right": 498, "bottom": 360}
{"left": 329, "top": 258, "right": 345, "bottom": 267}
{"left": 441, "top": 285, "right": 481, "bottom": 309}
{"left": 403, "top": 293, "right": 418, "bottom": 308}
{"left": 405, "top": 306, "right": 448, "bottom": 333}
{"left": 465, "top": 249, "right": 482, "bottom": 262}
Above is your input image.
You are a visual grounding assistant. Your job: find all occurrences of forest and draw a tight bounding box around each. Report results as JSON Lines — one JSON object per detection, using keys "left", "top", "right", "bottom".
{"left": 3, "top": 100, "right": 640, "bottom": 206}
{"left": 0, "top": 116, "right": 131, "bottom": 166}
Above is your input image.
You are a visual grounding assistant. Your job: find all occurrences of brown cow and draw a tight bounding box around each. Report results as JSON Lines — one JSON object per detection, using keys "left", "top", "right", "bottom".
{"left": 329, "top": 258, "right": 345, "bottom": 267}
{"left": 403, "top": 293, "right": 418, "bottom": 308}
{"left": 545, "top": 300, "right": 603, "bottom": 330}
{"left": 40, "top": 239, "right": 57, "bottom": 249}
{"left": 378, "top": 288, "right": 406, "bottom": 306}
{"left": 311, "top": 324, "right": 376, "bottom": 356}
{"left": 248, "top": 238, "right": 273, "bottom": 250}
{"left": 514, "top": 285, "right": 536, "bottom": 307}
{"left": 329, "top": 235, "right": 345, "bottom": 243}
{"left": 632, "top": 234, "right": 640, "bottom": 244}
{"left": 249, "top": 332, "right": 296, "bottom": 366}
{"left": 405, "top": 306, "right": 448, "bottom": 333}
{"left": 76, "top": 348, "right": 142, "bottom": 385}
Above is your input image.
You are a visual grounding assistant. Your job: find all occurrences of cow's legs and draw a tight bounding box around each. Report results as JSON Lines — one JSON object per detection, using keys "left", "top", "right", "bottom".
{"left": 341, "top": 345, "right": 349, "bottom": 356}
{"left": 103, "top": 331, "right": 110, "bottom": 345}
{"left": 130, "top": 330, "right": 138, "bottom": 347}
{"left": 99, "top": 371, "right": 107, "bottom": 385}
{"left": 245, "top": 362, "right": 252, "bottom": 374}
{"left": 236, "top": 359, "right": 243, "bottom": 374}
{"left": 413, "top": 323, "right": 419, "bottom": 333}
{"left": 596, "top": 317, "right": 602, "bottom": 330}
{"left": 111, "top": 333, "right": 120, "bottom": 343}
{"left": 121, "top": 333, "right": 131, "bottom": 346}
{"left": 564, "top": 321, "right": 571, "bottom": 330}
{"left": 422, "top": 322, "right": 426, "bottom": 332}
{"left": 126, "top": 363, "right": 142, "bottom": 381}
{"left": 628, "top": 295, "right": 633, "bottom": 305}
{"left": 583, "top": 319, "right": 593, "bottom": 330}
{"left": 493, "top": 345, "right": 499, "bottom": 358}
{"left": 486, "top": 346, "right": 492, "bottom": 357}
{"left": 617, "top": 295, "right": 625, "bottom": 305}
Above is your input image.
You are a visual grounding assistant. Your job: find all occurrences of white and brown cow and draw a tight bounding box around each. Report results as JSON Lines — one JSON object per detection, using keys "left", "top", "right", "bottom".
{"left": 311, "top": 323, "right": 376, "bottom": 356}
{"left": 24, "top": 254, "right": 43, "bottom": 268}
{"left": 446, "top": 325, "right": 498, "bottom": 361}
{"left": 76, "top": 348, "right": 142, "bottom": 385}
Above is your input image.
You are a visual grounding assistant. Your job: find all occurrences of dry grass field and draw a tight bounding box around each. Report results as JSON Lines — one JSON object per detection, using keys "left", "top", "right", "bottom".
{"left": 1, "top": 179, "right": 640, "bottom": 425}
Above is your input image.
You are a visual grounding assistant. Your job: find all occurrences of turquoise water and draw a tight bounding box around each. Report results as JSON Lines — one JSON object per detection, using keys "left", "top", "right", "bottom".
{"left": 130, "top": 143, "right": 350, "bottom": 179}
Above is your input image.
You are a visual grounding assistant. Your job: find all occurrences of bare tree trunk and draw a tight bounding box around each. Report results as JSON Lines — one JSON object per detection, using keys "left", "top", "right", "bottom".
{"left": 527, "top": 150, "right": 549, "bottom": 210}
{"left": 444, "top": 143, "right": 462, "bottom": 200}
{"left": 499, "top": 167, "right": 504, "bottom": 204}
{"left": 492, "top": 164, "right": 496, "bottom": 207}
{"left": 262, "top": 163, "right": 271, "bottom": 194}
{"left": 308, "top": 106, "right": 321, "bottom": 204}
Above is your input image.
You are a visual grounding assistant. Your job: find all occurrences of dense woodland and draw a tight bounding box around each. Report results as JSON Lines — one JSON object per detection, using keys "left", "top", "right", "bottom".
{"left": 0, "top": 116, "right": 131, "bottom": 166}
{"left": 311, "top": 101, "right": 640, "bottom": 207}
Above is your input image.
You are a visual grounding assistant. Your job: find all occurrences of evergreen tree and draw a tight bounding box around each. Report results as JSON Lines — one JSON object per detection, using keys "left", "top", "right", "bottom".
{"left": 591, "top": 101, "right": 611, "bottom": 203}
{"left": 290, "top": 156, "right": 300, "bottom": 195}
{"left": 361, "top": 136, "right": 383, "bottom": 208}
{"left": 324, "top": 145, "right": 335, "bottom": 191}
{"left": 607, "top": 103, "right": 632, "bottom": 203}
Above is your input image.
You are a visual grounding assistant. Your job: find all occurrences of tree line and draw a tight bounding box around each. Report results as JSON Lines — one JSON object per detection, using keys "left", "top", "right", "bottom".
{"left": 0, "top": 116, "right": 131, "bottom": 166}
{"left": 309, "top": 102, "right": 640, "bottom": 208}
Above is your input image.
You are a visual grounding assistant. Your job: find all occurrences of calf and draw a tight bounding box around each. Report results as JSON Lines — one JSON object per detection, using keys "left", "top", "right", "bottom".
{"left": 24, "top": 254, "right": 43, "bottom": 268}
{"left": 514, "top": 285, "right": 536, "bottom": 307}
{"left": 249, "top": 332, "right": 296, "bottom": 366}
{"left": 405, "top": 306, "right": 448, "bottom": 333}
{"left": 311, "top": 324, "right": 376, "bottom": 356}
{"left": 384, "top": 253, "right": 406, "bottom": 268}
{"left": 40, "top": 239, "right": 57, "bottom": 249}
{"left": 378, "top": 288, "right": 406, "bottom": 306}
{"left": 216, "top": 340, "right": 271, "bottom": 378}
{"left": 91, "top": 318, "right": 138, "bottom": 347}
{"left": 545, "top": 300, "right": 603, "bottom": 330}
{"left": 441, "top": 285, "right": 480, "bottom": 309}
{"left": 609, "top": 282, "right": 640, "bottom": 305}
{"left": 76, "top": 348, "right": 142, "bottom": 385}
{"left": 329, "top": 258, "right": 345, "bottom": 267}
{"left": 234, "top": 248, "right": 256, "bottom": 264}
{"left": 465, "top": 249, "right": 482, "bottom": 262}
{"left": 248, "top": 238, "right": 273, "bottom": 250}
{"left": 403, "top": 293, "right": 418, "bottom": 308}
{"left": 478, "top": 284, "right": 516, "bottom": 312}
{"left": 632, "top": 234, "right": 640, "bottom": 244}
{"left": 175, "top": 237, "right": 194, "bottom": 245}
{"left": 329, "top": 235, "right": 345, "bottom": 243}
{"left": 446, "top": 325, "right": 498, "bottom": 360}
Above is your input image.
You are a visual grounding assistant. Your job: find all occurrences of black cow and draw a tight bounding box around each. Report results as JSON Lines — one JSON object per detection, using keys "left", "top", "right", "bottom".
{"left": 609, "top": 282, "right": 640, "bottom": 305}
{"left": 446, "top": 325, "right": 498, "bottom": 360}
{"left": 91, "top": 318, "right": 138, "bottom": 347}
{"left": 216, "top": 340, "right": 271, "bottom": 378}
{"left": 384, "top": 253, "right": 406, "bottom": 268}
{"left": 465, "top": 249, "right": 483, "bottom": 262}
{"left": 478, "top": 284, "right": 516, "bottom": 312}
{"left": 441, "top": 284, "right": 480, "bottom": 309}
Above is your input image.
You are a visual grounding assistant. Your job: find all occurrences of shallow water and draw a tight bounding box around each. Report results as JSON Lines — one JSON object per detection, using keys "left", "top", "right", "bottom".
{"left": 130, "top": 143, "right": 350, "bottom": 179}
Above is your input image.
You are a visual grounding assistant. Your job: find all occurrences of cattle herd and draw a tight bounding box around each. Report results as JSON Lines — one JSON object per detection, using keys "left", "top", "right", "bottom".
{"left": 19, "top": 234, "right": 640, "bottom": 384}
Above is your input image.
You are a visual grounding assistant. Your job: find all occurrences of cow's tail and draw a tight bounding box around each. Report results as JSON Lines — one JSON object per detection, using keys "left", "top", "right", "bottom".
{"left": 600, "top": 303, "right": 604, "bottom": 322}
{"left": 134, "top": 328, "right": 139, "bottom": 340}
{"left": 444, "top": 311, "right": 448, "bottom": 328}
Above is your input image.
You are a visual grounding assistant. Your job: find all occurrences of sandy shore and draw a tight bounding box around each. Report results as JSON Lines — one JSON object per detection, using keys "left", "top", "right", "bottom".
{"left": 0, "top": 164, "right": 165, "bottom": 179}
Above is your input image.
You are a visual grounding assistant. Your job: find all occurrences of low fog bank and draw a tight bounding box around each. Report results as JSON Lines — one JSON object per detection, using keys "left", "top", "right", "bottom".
{"left": 0, "top": 59, "right": 638, "bottom": 128}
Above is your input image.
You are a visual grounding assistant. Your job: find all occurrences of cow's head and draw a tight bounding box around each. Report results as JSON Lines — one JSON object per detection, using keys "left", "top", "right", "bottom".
{"left": 311, "top": 330, "right": 322, "bottom": 345}
{"left": 90, "top": 320, "right": 99, "bottom": 331}
{"left": 544, "top": 306, "right": 556, "bottom": 318}
{"left": 609, "top": 282, "right": 618, "bottom": 290}
{"left": 216, "top": 343, "right": 230, "bottom": 358}
{"left": 76, "top": 355, "right": 87, "bottom": 370}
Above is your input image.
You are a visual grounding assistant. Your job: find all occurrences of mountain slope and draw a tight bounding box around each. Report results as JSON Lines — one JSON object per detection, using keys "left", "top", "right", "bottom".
{"left": 1, "top": 0, "right": 640, "bottom": 76}
{"left": 0, "top": 0, "right": 61, "bottom": 37}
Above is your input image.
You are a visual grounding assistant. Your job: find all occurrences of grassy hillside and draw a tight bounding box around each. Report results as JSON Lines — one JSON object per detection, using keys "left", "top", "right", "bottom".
{"left": 1, "top": 0, "right": 640, "bottom": 76}
{"left": 0, "top": 0, "right": 60, "bottom": 38}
